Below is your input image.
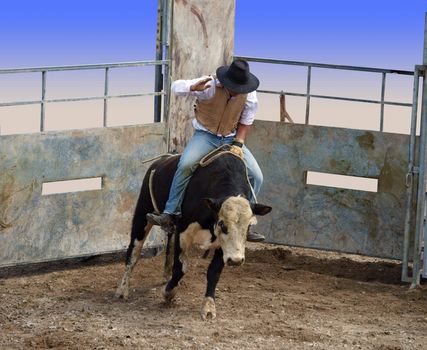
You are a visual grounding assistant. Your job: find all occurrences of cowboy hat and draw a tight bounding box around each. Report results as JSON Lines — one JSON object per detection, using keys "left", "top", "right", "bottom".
{"left": 216, "top": 59, "right": 259, "bottom": 94}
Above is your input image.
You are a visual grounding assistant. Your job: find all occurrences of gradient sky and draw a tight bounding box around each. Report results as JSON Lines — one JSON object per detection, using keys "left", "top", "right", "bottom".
{"left": 0, "top": 1, "right": 425, "bottom": 67}
{"left": 1, "top": 0, "right": 427, "bottom": 134}
{"left": 237, "top": 0, "right": 426, "bottom": 69}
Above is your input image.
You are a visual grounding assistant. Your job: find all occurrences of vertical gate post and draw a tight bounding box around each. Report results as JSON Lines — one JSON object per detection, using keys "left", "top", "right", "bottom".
{"left": 103, "top": 67, "right": 109, "bottom": 127}
{"left": 40, "top": 71, "right": 46, "bottom": 131}
{"left": 402, "top": 66, "right": 421, "bottom": 283}
{"left": 411, "top": 13, "right": 427, "bottom": 288}
{"left": 280, "top": 92, "right": 293, "bottom": 123}
{"left": 154, "top": 0, "right": 163, "bottom": 123}
{"left": 380, "top": 72, "right": 386, "bottom": 131}
{"left": 305, "top": 66, "right": 311, "bottom": 124}
{"left": 162, "top": 0, "right": 172, "bottom": 126}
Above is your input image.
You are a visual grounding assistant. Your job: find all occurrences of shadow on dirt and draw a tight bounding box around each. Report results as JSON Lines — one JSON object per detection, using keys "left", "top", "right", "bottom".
{"left": 246, "top": 247, "right": 404, "bottom": 285}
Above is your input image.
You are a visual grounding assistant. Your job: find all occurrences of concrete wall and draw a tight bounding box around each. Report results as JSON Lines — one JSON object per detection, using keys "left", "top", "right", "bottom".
{"left": 248, "top": 121, "right": 411, "bottom": 259}
{"left": 0, "top": 124, "right": 167, "bottom": 266}
{"left": 168, "top": 0, "right": 235, "bottom": 152}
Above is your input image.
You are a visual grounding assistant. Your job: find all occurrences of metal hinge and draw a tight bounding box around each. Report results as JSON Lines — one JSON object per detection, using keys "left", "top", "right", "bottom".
{"left": 406, "top": 172, "right": 413, "bottom": 187}
{"left": 406, "top": 167, "right": 420, "bottom": 187}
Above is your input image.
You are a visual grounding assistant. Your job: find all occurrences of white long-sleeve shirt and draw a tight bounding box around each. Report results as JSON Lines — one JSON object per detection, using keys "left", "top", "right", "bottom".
{"left": 171, "top": 76, "right": 258, "bottom": 137}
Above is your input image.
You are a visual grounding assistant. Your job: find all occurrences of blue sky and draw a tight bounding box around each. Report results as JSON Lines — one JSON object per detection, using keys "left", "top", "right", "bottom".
{"left": 0, "top": 0, "right": 425, "bottom": 68}
{"left": 0, "top": 0, "right": 426, "bottom": 133}
{"left": 236, "top": 0, "right": 427, "bottom": 69}
{"left": 0, "top": 0, "right": 157, "bottom": 66}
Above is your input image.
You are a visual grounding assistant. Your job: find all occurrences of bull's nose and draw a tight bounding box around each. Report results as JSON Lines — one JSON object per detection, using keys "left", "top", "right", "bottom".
{"left": 227, "top": 257, "right": 245, "bottom": 266}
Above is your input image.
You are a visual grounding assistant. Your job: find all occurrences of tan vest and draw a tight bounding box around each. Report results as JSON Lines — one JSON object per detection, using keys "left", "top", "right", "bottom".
{"left": 195, "top": 86, "right": 247, "bottom": 135}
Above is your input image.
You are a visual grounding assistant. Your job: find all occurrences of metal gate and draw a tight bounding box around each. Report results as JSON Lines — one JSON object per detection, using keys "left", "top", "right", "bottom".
{"left": 0, "top": 0, "right": 172, "bottom": 267}
{"left": 236, "top": 15, "right": 427, "bottom": 286}
{"left": 401, "top": 14, "right": 427, "bottom": 287}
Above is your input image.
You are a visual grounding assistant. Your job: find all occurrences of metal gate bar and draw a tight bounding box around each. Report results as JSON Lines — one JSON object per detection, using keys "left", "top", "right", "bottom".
{"left": 410, "top": 14, "right": 427, "bottom": 287}
{"left": 234, "top": 55, "right": 413, "bottom": 128}
{"left": 0, "top": 60, "right": 169, "bottom": 131}
{"left": 402, "top": 65, "right": 421, "bottom": 283}
{"left": 154, "top": 0, "right": 172, "bottom": 124}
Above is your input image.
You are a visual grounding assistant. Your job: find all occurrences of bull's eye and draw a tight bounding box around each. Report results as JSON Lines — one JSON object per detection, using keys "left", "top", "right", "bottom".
{"left": 218, "top": 220, "right": 228, "bottom": 234}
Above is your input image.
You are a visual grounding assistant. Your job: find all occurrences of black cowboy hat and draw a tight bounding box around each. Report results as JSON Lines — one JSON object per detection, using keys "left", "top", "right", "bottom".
{"left": 216, "top": 59, "right": 259, "bottom": 94}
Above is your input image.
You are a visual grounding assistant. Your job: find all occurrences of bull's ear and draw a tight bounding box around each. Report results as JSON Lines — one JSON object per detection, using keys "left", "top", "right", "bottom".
{"left": 251, "top": 203, "right": 272, "bottom": 216}
{"left": 203, "top": 198, "right": 222, "bottom": 212}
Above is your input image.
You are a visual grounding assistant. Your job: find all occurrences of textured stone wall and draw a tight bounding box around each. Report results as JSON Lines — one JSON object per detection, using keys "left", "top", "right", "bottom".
{"left": 247, "top": 121, "right": 411, "bottom": 259}
{"left": 0, "top": 124, "right": 167, "bottom": 266}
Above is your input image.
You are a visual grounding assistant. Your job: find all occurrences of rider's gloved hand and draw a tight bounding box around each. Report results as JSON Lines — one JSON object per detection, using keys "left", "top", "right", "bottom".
{"left": 230, "top": 139, "right": 244, "bottom": 159}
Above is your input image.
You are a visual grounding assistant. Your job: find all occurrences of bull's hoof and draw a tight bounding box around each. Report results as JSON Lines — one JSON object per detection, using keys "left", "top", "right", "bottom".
{"left": 200, "top": 297, "right": 216, "bottom": 320}
{"left": 163, "top": 287, "right": 177, "bottom": 304}
{"left": 115, "top": 273, "right": 129, "bottom": 300}
{"left": 115, "top": 286, "right": 129, "bottom": 300}
{"left": 163, "top": 271, "right": 171, "bottom": 282}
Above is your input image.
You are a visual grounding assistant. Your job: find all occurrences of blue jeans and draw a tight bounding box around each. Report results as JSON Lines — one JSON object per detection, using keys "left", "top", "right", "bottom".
{"left": 164, "top": 130, "right": 263, "bottom": 215}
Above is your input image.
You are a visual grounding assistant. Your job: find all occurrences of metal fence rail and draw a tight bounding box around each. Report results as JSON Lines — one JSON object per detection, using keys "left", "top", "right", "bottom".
{"left": 235, "top": 55, "right": 426, "bottom": 285}
{"left": 0, "top": 59, "right": 170, "bottom": 131}
{"left": 234, "top": 55, "right": 415, "bottom": 130}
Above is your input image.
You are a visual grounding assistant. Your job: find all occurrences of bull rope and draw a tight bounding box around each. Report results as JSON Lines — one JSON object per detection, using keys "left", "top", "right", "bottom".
{"left": 148, "top": 169, "right": 161, "bottom": 214}
{"left": 141, "top": 153, "right": 175, "bottom": 165}
{"left": 147, "top": 153, "right": 180, "bottom": 214}
{"left": 147, "top": 145, "right": 258, "bottom": 213}
{"left": 199, "top": 145, "right": 258, "bottom": 203}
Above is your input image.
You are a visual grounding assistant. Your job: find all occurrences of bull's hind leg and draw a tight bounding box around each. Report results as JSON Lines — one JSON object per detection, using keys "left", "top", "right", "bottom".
{"left": 115, "top": 165, "right": 156, "bottom": 300}
{"left": 201, "top": 249, "right": 224, "bottom": 320}
{"left": 115, "top": 218, "right": 153, "bottom": 300}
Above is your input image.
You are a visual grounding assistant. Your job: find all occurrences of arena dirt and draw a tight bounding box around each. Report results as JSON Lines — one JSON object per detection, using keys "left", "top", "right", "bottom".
{"left": 1, "top": 243, "right": 427, "bottom": 349}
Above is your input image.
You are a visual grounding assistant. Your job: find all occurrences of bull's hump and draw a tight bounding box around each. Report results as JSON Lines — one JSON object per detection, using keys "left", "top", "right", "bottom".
{"left": 196, "top": 153, "right": 247, "bottom": 180}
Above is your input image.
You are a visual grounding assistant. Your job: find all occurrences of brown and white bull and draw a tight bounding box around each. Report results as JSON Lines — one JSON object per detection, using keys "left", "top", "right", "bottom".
{"left": 115, "top": 151, "right": 271, "bottom": 319}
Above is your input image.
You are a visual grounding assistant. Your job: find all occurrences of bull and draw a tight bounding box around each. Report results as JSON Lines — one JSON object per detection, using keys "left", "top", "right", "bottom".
{"left": 115, "top": 149, "right": 272, "bottom": 319}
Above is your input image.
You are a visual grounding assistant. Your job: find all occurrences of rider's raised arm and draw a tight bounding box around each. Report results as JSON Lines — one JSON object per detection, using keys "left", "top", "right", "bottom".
{"left": 171, "top": 75, "right": 215, "bottom": 100}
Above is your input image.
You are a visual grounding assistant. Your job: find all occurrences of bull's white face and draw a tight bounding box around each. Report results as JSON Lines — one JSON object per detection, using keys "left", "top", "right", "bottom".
{"left": 214, "top": 197, "right": 253, "bottom": 266}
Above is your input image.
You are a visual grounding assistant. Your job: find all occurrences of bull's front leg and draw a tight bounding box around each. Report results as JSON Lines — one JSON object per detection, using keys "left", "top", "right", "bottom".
{"left": 163, "top": 231, "right": 175, "bottom": 281}
{"left": 163, "top": 230, "right": 185, "bottom": 303}
{"left": 201, "top": 248, "right": 224, "bottom": 320}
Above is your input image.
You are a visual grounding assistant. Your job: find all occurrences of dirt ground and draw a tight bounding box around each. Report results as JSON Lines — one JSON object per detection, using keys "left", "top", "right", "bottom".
{"left": 1, "top": 243, "right": 427, "bottom": 350}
